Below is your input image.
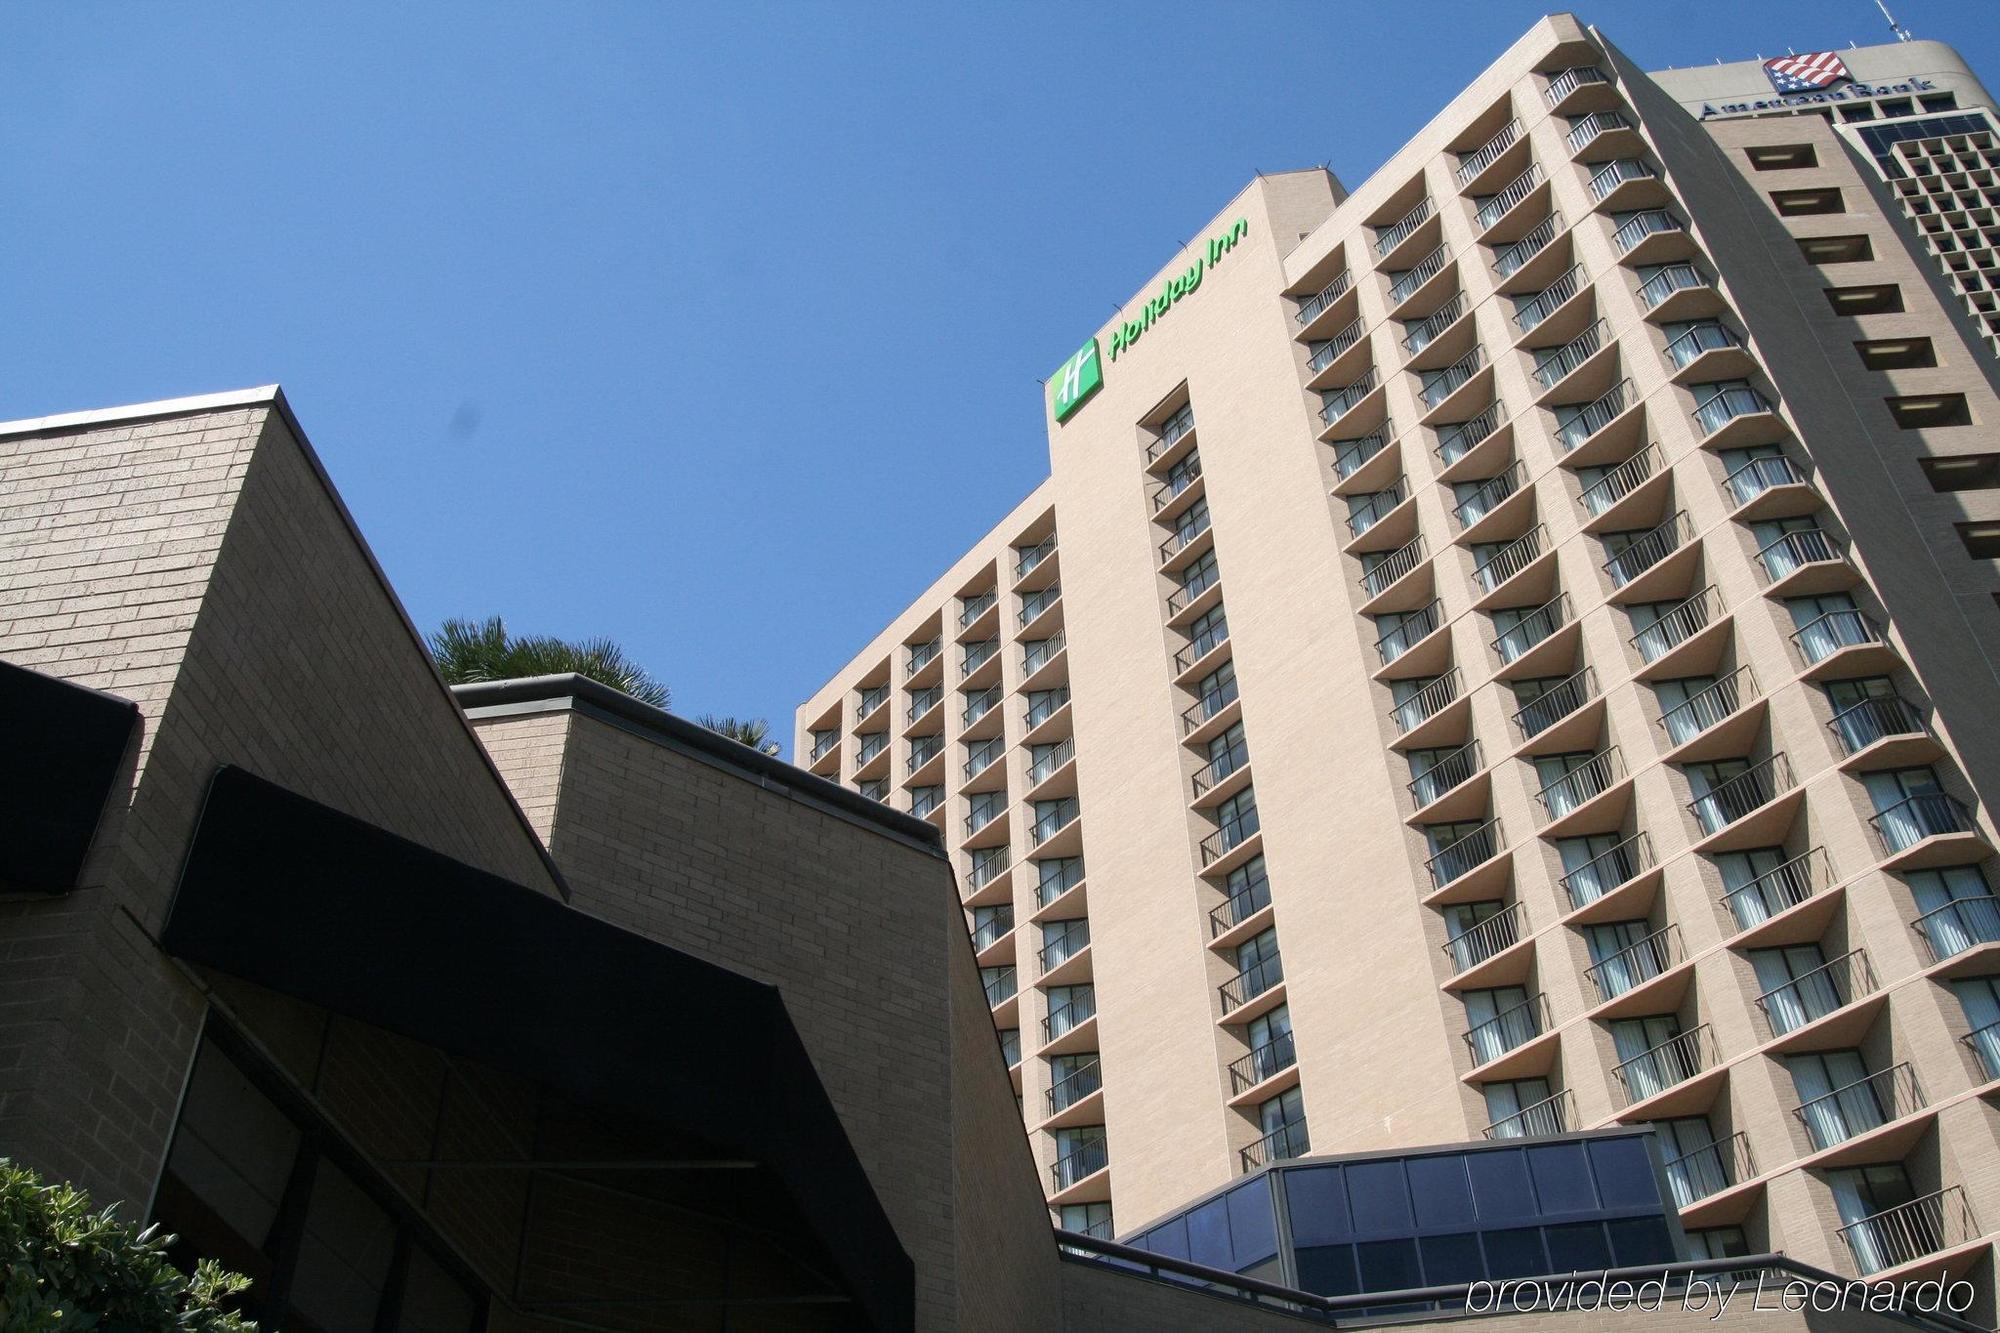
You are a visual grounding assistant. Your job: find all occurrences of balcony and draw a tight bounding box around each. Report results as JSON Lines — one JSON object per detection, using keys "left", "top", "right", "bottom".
{"left": 1566, "top": 110, "right": 1641, "bottom": 161}
{"left": 1165, "top": 564, "right": 1222, "bottom": 623}
{"left": 1544, "top": 65, "right": 1614, "bottom": 115}
{"left": 1492, "top": 213, "right": 1566, "bottom": 292}
{"left": 1484, "top": 1087, "right": 1572, "bottom": 1140}
{"left": 1871, "top": 793, "right": 1986, "bottom": 868}
{"left": 1830, "top": 695, "right": 1932, "bottom": 769}
{"left": 1472, "top": 164, "right": 1549, "bottom": 242}
{"left": 1410, "top": 741, "right": 1486, "bottom": 826}
{"left": 1721, "top": 847, "right": 1833, "bottom": 941}
{"left": 1757, "top": 527, "right": 1851, "bottom": 597}
{"left": 1553, "top": 379, "right": 1640, "bottom": 465}
{"left": 1182, "top": 677, "right": 1241, "bottom": 740}
{"left": 1240, "top": 1118, "right": 1310, "bottom": 1173}
{"left": 964, "top": 847, "right": 1011, "bottom": 897}
{"left": 1199, "top": 808, "right": 1262, "bottom": 871}
{"left": 1045, "top": 1057, "right": 1103, "bottom": 1122}
{"left": 1795, "top": 1062, "right": 1925, "bottom": 1153}
{"left": 1664, "top": 1131, "right": 1754, "bottom": 1210}
{"left": 1173, "top": 621, "right": 1230, "bottom": 684}
{"left": 961, "top": 684, "right": 1002, "bottom": 731}
{"left": 960, "top": 638, "right": 1000, "bottom": 683}
{"left": 1021, "top": 631, "right": 1068, "bottom": 690}
{"left": 1584, "top": 922, "right": 1683, "bottom": 1007}
{"left": 1611, "top": 208, "right": 1692, "bottom": 265}
{"left": 1144, "top": 405, "right": 1199, "bottom": 471}
{"left": 1319, "top": 367, "right": 1383, "bottom": 437}
{"left": 1426, "top": 817, "right": 1506, "bottom": 898}
{"left": 1754, "top": 947, "right": 1873, "bottom": 1040}
{"left": 908, "top": 637, "right": 945, "bottom": 683}
{"left": 1836, "top": 1188, "right": 1977, "bottom": 1278}
{"left": 970, "top": 911, "right": 1014, "bottom": 956}
{"left": 808, "top": 732, "right": 840, "bottom": 764}
{"left": 1344, "top": 477, "right": 1412, "bottom": 550}
{"left": 963, "top": 800, "right": 1006, "bottom": 842}
{"left": 1659, "top": 667, "right": 1760, "bottom": 762}
{"left": 958, "top": 590, "right": 998, "bottom": 634}
{"left": 1433, "top": 404, "right": 1508, "bottom": 479}
{"left": 1536, "top": 748, "right": 1628, "bottom": 834}
{"left": 851, "top": 734, "right": 890, "bottom": 780}
{"left": 1375, "top": 598, "right": 1444, "bottom": 671}
{"left": 1692, "top": 383, "right": 1782, "bottom": 449}
{"left": 1443, "top": 902, "right": 1527, "bottom": 978}
{"left": 1722, "top": 455, "right": 1815, "bottom": 522}
{"left": 1512, "top": 264, "right": 1587, "bottom": 338}
{"left": 1577, "top": 445, "right": 1666, "bottom": 534}
{"left": 1666, "top": 322, "right": 1755, "bottom": 384}
{"left": 983, "top": 966, "right": 1017, "bottom": 1009}
{"left": 1688, "top": 753, "right": 1794, "bottom": 846}
{"left": 1208, "top": 873, "right": 1273, "bottom": 943}
{"left": 1219, "top": 953, "right": 1284, "bottom": 1017}
{"left": 1385, "top": 244, "right": 1454, "bottom": 318}
{"left": 1294, "top": 269, "right": 1356, "bottom": 340}
{"left": 1150, "top": 454, "right": 1204, "bottom": 515}
{"left": 1512, "top": 666, "right": 1598, "bottom": 744}
{"left": 1049, "top": 1139, "right": 1109, "bottom": 1196}
{"left": 1192, "top": 737, "right": 1252, "bottom": 805}
{"left": 1041, "top": 992, "right": 1096, "bottom": 1048}
{"left": 1331, "top": 424, "right": 1397, "bottom": 494}
{"left": 1375, "top": 196, "right": 1439, "bottom": 267}
{"left": 1019, "top": 584, "right": 1063, "bottom": 634}
{"left": 1791, "top": 609, "right": 1896, "bottom": 678}
{"left": 1027, "top": 736, "right": 1077, "bottom": 791}
{"left": 1636, "top": 262, "right": 1722, "bottom": 322}
{"left": 905, "top": 687, "right": 942, "bottom": 728}
{"left": 1358, "top": 536, "right": 1430, "bottom": 612}
{"left": 1471, "top": 525, "right": 1553, "bottom": 607}
{"left": 1158, "top": 507, "right": 1215, "bottom": 570}
{"left": 1964, "top": 1022, "right": 2000, "bottom": 1082}
{"left": 1613, "top": 1023, "right": 1714, "bottom": 1108}
{"left": 1602, "top": 511, "right": 1695, "bottom": 602}
{"left": 1228, "top": 1031, "right": 1298, "bottom": 1098}
{"left": 1391, "top": 670, "right": 1462, "bottom": 741}
{"left": 1631, "top": 587, "right": 1727, "bottom": 678}
{"left": 1559, "top": 830, "right": 1655, "bottom": 915}
{"left": 1417, "top": 349, "right": 1489, "bottom": 424}
{"left": 1305, "top": 318, "right": 1369, "bottom": 389}
{"left": 1014, "top": 534, "right": 1057, "bottom": 585}
{"left": 1531, "top": 319, "right": 1611, "bottom": 402}
{"left": 1455, "top": 118, "right": 1526, "bottom": 194}
{"left": 1912, "top": 894, "right": 2000, "bottom": 968}
{"left": 1464, "top": 992, "right": 1548, "bottom": 1069}
{"left": 1587, "top": 158, "right": 1666, "bottom": 212}
{"left": 1030, "top": 799, "right": 1081, "bottom": 852}
{"left": 1493, "top": 595, "right": 1572, "bottom": 676}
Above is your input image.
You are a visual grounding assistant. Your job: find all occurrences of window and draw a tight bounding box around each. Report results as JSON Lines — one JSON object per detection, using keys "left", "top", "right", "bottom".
{"left": 1052, "top": 1127, "right": 1108, "bottom": 1188}
{"left": 1060, "top": 1201, "right": 1114, "bottom": 1238}
{"left": 1954, "top": 977, "right": 2000, "bottom": 1079}
{"left": 1045, "top": 984, "right": 1094, "bottom": 1039}
{"left": 1752, "top": 945, "right": 1839, "bottom": 1034}
{"left": 1828, "top": 1164, "right": 1927, "bottom": 1275}
{"left": 1854, "top": 337, "right": 1936, "bottom": 370}
{"left": 1824, "top": 284, "right": 1904, "bottom": 316}
{"left": 1877, "top": 97, "right": 1915, "bottom": 117}
{"left": 1920, "top": 93, "right": 1959, "bottom": 112}
{"left": 1887, "top": 393, "right": 1972, "bottom": 428}
{"left": 1906, "top": 865, "right": 2000, "bottom": 962}
{"left": 1797, "top": 234, "right": 1874, "bottom": 265}
{"left": 1746, "top": 144, "right": 1818, "bottom": 170}
{"left": 1465, "top": 986, "right": 1534, "bottom": 1063}
{"left": 1483, "top": 1078, "right": 1555, "bottom": 1137}
{"left": 857, "top": 779, "right": 888, "bottom": 803}
{"left": 1921, "top": 454, "right": 2000, "bottom": 492}
{"left": 1684, "top": 1226, "right": 1751, "bottom": 1260}
{"left": 1036, "top": 855, "right": 1085, "bottom": 905}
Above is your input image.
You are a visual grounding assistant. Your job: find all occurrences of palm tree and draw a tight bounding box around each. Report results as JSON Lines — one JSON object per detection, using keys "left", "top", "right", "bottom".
{"left": 697, "top": 714, "right": 780, "bottom": 756}
{"left": 427, "top": 616, "right": 670, "bottom": 708}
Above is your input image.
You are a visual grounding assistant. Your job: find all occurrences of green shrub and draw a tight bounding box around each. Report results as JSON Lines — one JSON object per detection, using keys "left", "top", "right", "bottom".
{"left": 0, "top": 1158, "right": 254, "bottom": 1330}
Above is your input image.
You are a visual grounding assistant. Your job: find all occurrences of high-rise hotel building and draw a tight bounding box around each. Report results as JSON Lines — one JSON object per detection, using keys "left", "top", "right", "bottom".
{"left": 797, "top": 12, "right": 2000, "bottom": 1305}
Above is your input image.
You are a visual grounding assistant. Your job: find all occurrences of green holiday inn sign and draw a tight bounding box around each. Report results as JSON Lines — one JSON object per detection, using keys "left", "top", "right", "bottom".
{"left": 1051, "top": 216, "right": 1249, "bottom": 423}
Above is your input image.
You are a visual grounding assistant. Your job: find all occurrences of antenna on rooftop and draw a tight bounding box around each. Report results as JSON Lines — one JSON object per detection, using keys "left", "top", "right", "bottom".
{"left": 1875, "top": 0, "right": 1915, "bottom": 42}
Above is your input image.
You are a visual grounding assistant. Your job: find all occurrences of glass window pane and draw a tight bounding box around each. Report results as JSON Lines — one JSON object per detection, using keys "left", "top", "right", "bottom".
{"left": 1419, "top": 1232, "right": 1487, "bottom": 1286}
{"left": 288, "top": 1159, "right": 395, "bottom": 1332}
{"left": 1185, "top": 1197, "right": 1231, "bottom": 1269}
{"left": 1356, "top": 1237, "right": 1423, "bottom": 1292}
{"left": 1468, "top": 1148, "right": 1538, "bottom": 1221}
{"left": 1409, "top": 1154, "right": 1477, "bottom": 1228}
{"left": 163, "top": 1043, "right": 302, "bottom": 1253}
{"left": 1284, "top": 1165, "right": 1352, "bottom": 1245}
{"left": 1481, "top": 1226, "right": 1548, "bottom": 1278}
{"left": 1348, "top": 1160, "right": 1414, "bottom": 1235}
{"left": 1226, "top": 1177, "right": 1278, "bottom": 1269}
{"left": 1587, "top": 1134, "right": 1664, "bottom": 1209}
{"left": 1527, "top": 1142, "right": 1598, "bottom": 1215}
{"left": 1295, "top": 1244, "right": 1360, "bottom": 1297}
{"left": 1545, "top": 1221, "right": 1613, "bottom": 1273}
{"left": 1607, "top": 1216, "right": 1676, "bottom": 1268}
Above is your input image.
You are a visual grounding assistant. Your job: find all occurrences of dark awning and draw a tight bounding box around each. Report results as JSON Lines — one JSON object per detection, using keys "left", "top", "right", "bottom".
{"left": 162, "top": 764, "right": 913, "bottom": 1331}
{"left": 0, "top": 658, "right": 138, "bottom": 894}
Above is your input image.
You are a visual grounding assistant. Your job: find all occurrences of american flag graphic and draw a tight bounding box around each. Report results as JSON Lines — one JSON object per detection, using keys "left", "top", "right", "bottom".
{"left": 1762, "top": 51, "right": 1854, "bottom": 94}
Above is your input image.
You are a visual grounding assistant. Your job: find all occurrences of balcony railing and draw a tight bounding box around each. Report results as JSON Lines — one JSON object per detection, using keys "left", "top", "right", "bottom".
{"left": 1757, "top": 527, "right": 1840, "bottom": 584}
{"left": 1387, "top": 244, "right": 1450, "bottom": 304}
{"left": 1039, "top": 920, "right": 1091, "bottom": 972}
{"left": 1051, "top": 1139, "right": 1108, "bottom": 1191}
{"left": 1333, "top": 424, "right": 1394, "bottom": 481}
{"left": 1560, "top": 830, "right": 1653, "bottom": 910}
{"left": 1240, "top": 1118, "right": 1310, "bottom": 1172}
{"left": 960, "top": 640, "right": 998, "bottom": 678}
{"left": 1588, "top": 157, "right": 1657, "bottom": 202}
{"left": 1220, "top": 953, "right": 1284, "bottom": 1012}
{"left": 1533, "top": 320, "right": 1605, "bottom": 390}
{"left": 853, "top": 735, "right": 887, "bottom": 767}
{"left": 1584, "top": 922, "right": 1680, "bottom": 1002}
{"left": 1664, "top": 1131, "right": 1753, "bottom": 1209}
{"left": 1613, "top": 1024, "right": 1711, "bottom": 1104}
{"left": 1494, "top": 593, "right": 1566, "bottom": 663}
{"left": 1150, "top": 455, "right": 1204, "bottom": 512}
{"left": 1474, "top": 164, "right": 1544, "bottom": 232}
{"left": 1465, "top": 992, "right": 1547, "bottom": 1064}
{"left": 1512, "top": 265, "right": 1584, "bottom": 334}
{"left": 1028, "top": 736, "right": 1076, "bottom": 786}
{"left": 1376, "top": 197, "right": 1436, "bottom": 255}
{"left": 1795, "top": 1062, "right": 1924, "bottom": 1151}
{"left": 1494, "top": 213, "right": 1563, "bottom": 279}
{"left": 1612, "top": 208, "right": 1684, "bottom": 254}
{"left": 1837, "top": 1187, "right": 1976, "bottom": 1277}
{"left": 1456, "top": 120, "right": 1522, "bottom": 187}
{"left": 1755, "top": 947, "right": 1871, "bottom": 1036}
{"left": 909, "top": 787, "right": 942, "bottom": 819}
{"left": 1182, "top": 676, "right": 1240, "bottom": 734}
{"left": 808, "top": 732, "right": 839, "bottom": 761}
{"left": 1659, "top": 667, "right": 1753, "bottom": 747}
{"left": 959, "top": 591, "right": 996, "bottom": 628}
{"left": 1435, "top": 404, "right": 1501, "bottom": 467}
{"left": 960, "top": 738, "right": 1000, "bottom": 780}
{"left": 1688, "top": 753, "right": 1791, "bottom": 836}
{"left": 1022, "top": 631, "right": 1067, "bottom": 677}
{"left": 1403, "top": 293, "right": 1468, "bottom": 357}
{"left": 1024, "top": 687, "right": 1072, "bottom": 730}
{"left": 1015, "top": 534, "right": 1056, "bottom": 580}
{"left": 1229, "top": 1031, "right": 1297, "bottom": 1095}
{"left": 1174, "top": 619, "right": 1229, "bottom": 676}
{"left": 1019, "top": 585, "right": 1061, "bottom": 628}
{"left": 1666, "top": 320, "right": 1742, "bottom": 370}
{"left": 907, "top": 687, "right": 941, "bottom": 723}
{"left": 983, "top": 967, "right": 1017, "bottom": 1007}
{"left": 1484, "top": 1088, "right": 1571, "bottom": 1140}
{"left": 1321, "top": 368, "right": 1380, "bottom": 425}
{"left": 1692, "top": 383, "right": 1774, "bottom": 437}
{"left": 1829, "top": 694, "right": 1924, "bottom": 756}
{"left": 1721, "top": 847, "right": 1828, "bottom": 932}
{"left": 1031, "top": 800, "right": 1081, "bottom": 848}
{"left": 1565, "top": 110, "right": 1631, "bottom": 156}
{"left": 1638, "top": 262, "right": 1706, "bottom": 310}
{"left": 1420, "top": 349, "right": 1485, "bottom": 409}
{"left": 965, "top": 847, "right": 1011, "bottom": 892}
{"left": 1037, "top": 859, "right": 1085, "bottom": 908}
{"left": 1537, "top": 748, "right": 1622, "bottom": 821}
{"left": 1193, "top": 738, "right": 1251, "bottom": 798}
{"left": 1042, "top": 992, "right": 1096, "bottom": 1043}
{"left": 1308, "top": 318, "right": 1366, "bottom": 373}
{"left": 1166, "top": 562, "right": 1221, "bottom": 617}
{"left": 1472, "top": 525, "right": 1546, "bottom": 594}
{"left": 1200, "top": 807, "right": 1262, "bottom": 866}
{"left": 1392, "top": 670, "right": 1461, "bottom": 735}
{"left": 1209, "top": 871, "right": 1272, "bottom": 938}
{"left": 1410, "top": 738, "right": 1481, "bottom": 809}
{"left": 970, "top": 912, "right": 1014, "bottom": 953}
{"left": 1347, "top": 478, "right": 1408, "bottom": 538}
{"left": 1791, "top": 608, "right": 1885, "bottom": 667}
{"left": 1444, "top": 902, "right": 1525, "bottom": 973}
{"left": 1722, "top": 454, "right": 1805, "bottom": 509}
{"left": 1046, "top": 1058, "right": 1103, "bottom": 1117}
{"left": 964, "top": 801, "right": 1004, "bottom": 837}
{"left": 1577, "top": 444, "right": 1658, "bottom": 518}
{"left": 1427, "top": 816, "right": 1503, "bottom": 891}
{"left": 1912, "top": 894, "right": 2000, "bottom": 965}
{"left": 1545, "top": 66, "right": 1609, "bottom": 107}
{"left": 1963, "top": 1021, "right": 2000, "bottom": 1081}
{"left": 1632, "top": 586, "right": 1722, "bottom": 663}
{"left": 1159, "top": 508, "right": 1214, "bottom": 563}
{"left": 1512, "top": 666, "right": 1595, "bottom": 739}
{"left": 906, "top": 639, "right": 941, "bottom": 673}
{"left": 1603, "top": 511, "right": 1691, "bottom": 587}
{"left": 1295, "top": 269, "right": 1353, "bottom": 326}
{"left": 1377, "top": 599, "right": 1442, "bottom": 665}
{"left": 1360, "top": 537, "right": 1426, "bottom": 599}
{"left": 1872, "top": 792, "right": 1979, "bottom": 856}
{"left": 962, "top": 685, "right": 1001, "bottom": 727}
{"left": 1554, "top": 379, "right": 1633, "bottom": 452}
{"left": 1159, "top": 403, "right": 1196, "bottom": 450}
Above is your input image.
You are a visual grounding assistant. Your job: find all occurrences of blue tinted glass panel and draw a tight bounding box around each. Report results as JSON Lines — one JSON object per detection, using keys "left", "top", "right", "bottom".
{"left": 1409, "top": 1154, "right": 1476, "bottom": 1228}
{"left": 1588, "top": 1135, "right": 1664, "bottom": 1210}
{"left": 1527, "top": 1142, "right": 1597, "bottom": 1215}
{"left": 1482, "top": 1226, "right": 1547, "bottom": 1278}
{"left": 1607, "top": 1215, "right": 1677, "bottom": 1266}
{"left": 1468, "top": 1148, "right": 1538, "bottom": 1221}
{"left": 1285, "top": 1165, "right": 1352, "bottom": 1245}
{"left": 1419, "top": 1232, "right": 1485, "bottom": 1285}
{"left": 1357, "top": 1238, "right": 1422, "bottom": 1293}
{"left": 1227, "top": 1177, "right": 1278, "bottom": 1268}
{"left": 1547, "top": 1221, "right": 1613, "bottom": 1271}
{"left": 1296, "top": 1243, "right": 1360, "bottom": 1297}
{"left": 1184, "top": 1197, "right": 1231, "bottom": 1269}
{"left": 1144, "top": 1215, "right": 1189, "bottom": 1260}
{"left": 1348, "top": 1161, "right": 1414, "bottom": 1235}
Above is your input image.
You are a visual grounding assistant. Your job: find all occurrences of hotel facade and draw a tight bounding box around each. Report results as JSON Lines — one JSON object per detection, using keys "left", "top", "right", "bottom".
{"left": 799, "top": 12, "right": 2000, "bottom": 1312}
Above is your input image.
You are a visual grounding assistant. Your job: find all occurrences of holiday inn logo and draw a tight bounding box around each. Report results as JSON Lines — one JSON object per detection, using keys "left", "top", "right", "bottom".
{"left": 1050, "top": 337, "right": 1103, "bottom": 422}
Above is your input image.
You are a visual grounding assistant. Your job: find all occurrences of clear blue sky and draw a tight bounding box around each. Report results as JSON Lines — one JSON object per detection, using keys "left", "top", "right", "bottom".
{"left": 4, "top": 2, "right": 1992, "bottom": 756}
